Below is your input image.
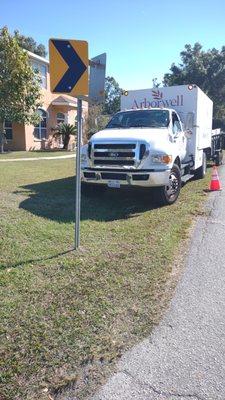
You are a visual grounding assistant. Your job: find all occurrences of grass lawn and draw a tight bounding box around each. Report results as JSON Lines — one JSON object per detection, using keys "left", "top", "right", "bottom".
{"left": 0, "top": 150, "right": 75, "bottom": 159}
{"left": 0, "top": 159, "right": 211, "bottom": 400}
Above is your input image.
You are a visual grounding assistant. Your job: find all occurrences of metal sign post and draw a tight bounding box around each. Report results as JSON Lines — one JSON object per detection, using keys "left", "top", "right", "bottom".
{"left": 75, "top": 98, "right": 82, "bottom": 249}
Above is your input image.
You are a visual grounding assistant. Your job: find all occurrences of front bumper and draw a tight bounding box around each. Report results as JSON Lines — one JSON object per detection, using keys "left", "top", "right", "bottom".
{"left": 81, "top": 168, "right": 170, "bottom": 187}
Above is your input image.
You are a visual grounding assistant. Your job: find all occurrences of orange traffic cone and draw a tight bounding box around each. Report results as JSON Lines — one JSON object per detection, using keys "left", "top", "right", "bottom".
{"left": 209, "top": 166, "right": 222, "bottom": 191}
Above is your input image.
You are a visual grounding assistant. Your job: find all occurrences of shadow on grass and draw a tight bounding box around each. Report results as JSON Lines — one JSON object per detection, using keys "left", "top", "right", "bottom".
{"left": 0, "top": 249, "right": 74, "bottom": 271}
{"left": 17, "top": 176, "right": 158, "bottom": 223}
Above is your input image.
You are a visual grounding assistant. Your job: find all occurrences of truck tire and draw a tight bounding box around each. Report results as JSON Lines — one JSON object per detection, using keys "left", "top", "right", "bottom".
{"left": 214, "top": 150, "right": 223, "bottom": 166}
{"left": 194, "top": 151, "right": 207, "bottom": 179}
{"left": 154, "top": 164, "right": 181, "bottom": 206}
{"left": 81, "top": 183, "right": 106, "bottom": 196}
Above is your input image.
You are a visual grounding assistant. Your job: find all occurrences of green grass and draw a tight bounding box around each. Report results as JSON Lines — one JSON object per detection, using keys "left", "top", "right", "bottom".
{"left": 0, "top": 159, "right": 211, "bottom": 400}
{"left": 0, "top": 150, "right": 75, "bottom": 159}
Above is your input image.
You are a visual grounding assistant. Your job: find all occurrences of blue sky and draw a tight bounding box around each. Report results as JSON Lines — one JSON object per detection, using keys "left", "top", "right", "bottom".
{"left": 1, "top": 0, "right": 225, "bottom": 89}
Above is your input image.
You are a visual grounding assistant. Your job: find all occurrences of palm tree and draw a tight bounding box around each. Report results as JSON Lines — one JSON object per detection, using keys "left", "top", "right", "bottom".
{"left": 52, "top": 123, "right": 77, "bottom": 150}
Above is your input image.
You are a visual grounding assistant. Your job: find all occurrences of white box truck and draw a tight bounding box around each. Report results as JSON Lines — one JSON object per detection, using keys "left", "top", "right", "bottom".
{"left": 81, "top": 84, "right": 224, "bottom": 205}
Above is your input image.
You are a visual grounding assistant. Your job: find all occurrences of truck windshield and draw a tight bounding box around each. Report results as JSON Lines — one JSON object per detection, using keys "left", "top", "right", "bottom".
{"left": 106, "top": 110, "right": 170, "bottom": 129}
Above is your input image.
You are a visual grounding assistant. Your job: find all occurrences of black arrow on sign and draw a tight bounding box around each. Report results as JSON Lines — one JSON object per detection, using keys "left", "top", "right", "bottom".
{"left": 52, "top": 40, "right": 87, "bottom": 93}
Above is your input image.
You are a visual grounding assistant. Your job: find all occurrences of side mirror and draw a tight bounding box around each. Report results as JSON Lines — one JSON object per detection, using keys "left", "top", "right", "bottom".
{"left": 185, "top": 112, "right": 194, "bottom": 130}
{"left": 172, "top": 129, "right": 180, "bottom": 139}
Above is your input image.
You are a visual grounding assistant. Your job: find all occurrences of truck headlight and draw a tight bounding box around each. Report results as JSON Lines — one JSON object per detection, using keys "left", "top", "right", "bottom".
{"left": 151, "top": 154, "right": 172, "bottom": 164}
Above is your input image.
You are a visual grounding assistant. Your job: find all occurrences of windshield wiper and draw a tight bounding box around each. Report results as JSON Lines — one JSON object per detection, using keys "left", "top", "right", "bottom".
{"left": 129, "top": 124, "right": 146, "bottom": 128}
{"left": 129, "top": 124, "right": 166, "bottom": 128}
{"left": 107, "top": 123, "right": 124, "bottom": 129}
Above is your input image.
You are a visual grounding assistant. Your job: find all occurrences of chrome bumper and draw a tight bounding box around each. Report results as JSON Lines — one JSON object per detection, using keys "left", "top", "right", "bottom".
{"left": 81, "top": 169, "right": 170, "bottom": 187}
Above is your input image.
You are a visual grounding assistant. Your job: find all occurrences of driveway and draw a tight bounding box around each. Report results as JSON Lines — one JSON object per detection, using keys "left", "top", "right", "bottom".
{"left": 92, "top": 165, "right": 225, "bottom": 400}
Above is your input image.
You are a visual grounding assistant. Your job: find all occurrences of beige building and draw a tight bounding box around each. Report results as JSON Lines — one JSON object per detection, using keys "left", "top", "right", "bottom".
{"left": 5, "top": 51, "right": 88, "bottom": 151}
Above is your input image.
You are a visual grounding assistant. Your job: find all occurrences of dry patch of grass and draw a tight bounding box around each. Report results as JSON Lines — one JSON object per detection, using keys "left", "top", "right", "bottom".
{"left": 0, "top": 159, "right": 211, "bottom": 400}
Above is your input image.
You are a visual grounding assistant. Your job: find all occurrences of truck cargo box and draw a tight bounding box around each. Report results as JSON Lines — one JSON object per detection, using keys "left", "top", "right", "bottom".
{"left": 121, "top": 85, "right": 213, "bottom": 170}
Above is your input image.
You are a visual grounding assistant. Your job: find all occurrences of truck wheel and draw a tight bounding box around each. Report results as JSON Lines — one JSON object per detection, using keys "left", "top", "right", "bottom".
{"left": 155, "top": 164, "right": 181, "bottom": 206}
{"left": 215, "top": 150, "right": 223, "bottom": 166}
{"left": 194, "top": 152, "right": 207, "bottom": 179}
{"left": 81, "top": 183, "right": 106, "bottom": 196}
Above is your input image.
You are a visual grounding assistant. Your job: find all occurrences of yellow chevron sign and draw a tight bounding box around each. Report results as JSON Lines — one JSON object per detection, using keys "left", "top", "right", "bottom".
{"left": 49, "top": 39, "right": 88, "bottom": 96}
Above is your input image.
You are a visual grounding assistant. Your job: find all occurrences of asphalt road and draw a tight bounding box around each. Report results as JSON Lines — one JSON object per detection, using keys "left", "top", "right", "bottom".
{"left": 92, "top": 165, "right": 225, "bottom": 400}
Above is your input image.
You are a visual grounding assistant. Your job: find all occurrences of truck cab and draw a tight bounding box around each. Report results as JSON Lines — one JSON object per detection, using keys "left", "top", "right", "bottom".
{"left": 81, "top": 107, "right": 188, "bottom": 205}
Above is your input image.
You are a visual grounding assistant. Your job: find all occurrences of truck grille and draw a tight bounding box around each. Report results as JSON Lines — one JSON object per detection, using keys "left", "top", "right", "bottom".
{"left": 91, "top": 142, "right": 141, "bottom": 168}
{"left": 94, "top": 159, "right": 135, "bottom": 166}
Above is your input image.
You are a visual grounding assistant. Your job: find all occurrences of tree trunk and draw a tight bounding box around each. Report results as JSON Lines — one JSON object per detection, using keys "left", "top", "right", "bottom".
{"left": 0, "top": 120, "right": 5, "bottom": 154}
{"left": 63, "top": 134, "right": 70, "bottom": 150}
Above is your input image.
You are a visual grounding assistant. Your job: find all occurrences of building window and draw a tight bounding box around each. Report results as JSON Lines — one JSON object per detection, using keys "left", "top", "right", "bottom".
{"left": 34, "top": 109, "right": 47, "bottom": 140}
{"left": 57, "top": 112, "right": 65, "bottom": 125}
{"left": 31, "top": 61, "right": 47, "bottom": 89}
{"left": 5, "top": 121, "right": 13, "bottom": 140}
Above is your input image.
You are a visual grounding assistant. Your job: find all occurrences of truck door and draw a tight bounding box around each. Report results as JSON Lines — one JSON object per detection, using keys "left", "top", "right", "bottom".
{"left": 172, "top": 112, "right": 187, "bottom": 162}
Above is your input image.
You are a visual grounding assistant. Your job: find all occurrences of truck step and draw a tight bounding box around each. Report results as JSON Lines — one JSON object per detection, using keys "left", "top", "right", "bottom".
{"left": 181, "top": 174, "right": 194, "bottom": 183}
{"left": 181, "top": 163, "right": 190, "bottom": 169}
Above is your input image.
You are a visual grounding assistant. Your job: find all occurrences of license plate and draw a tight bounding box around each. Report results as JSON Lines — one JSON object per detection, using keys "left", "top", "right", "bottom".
{"left": 107, "top": 180, "right": 121, "bottom": 188}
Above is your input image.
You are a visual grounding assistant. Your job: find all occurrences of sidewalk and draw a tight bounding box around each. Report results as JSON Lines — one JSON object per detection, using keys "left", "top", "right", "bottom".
{"left": 0, "top": 154, "right": 74, "bottom": 162}
{"left": 92, "top": 166, "right": 225, "bottom": 400}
